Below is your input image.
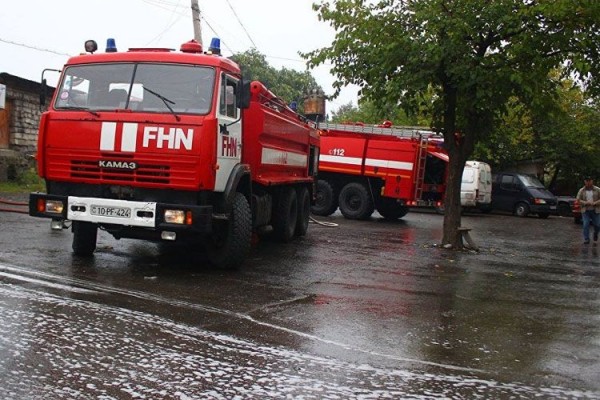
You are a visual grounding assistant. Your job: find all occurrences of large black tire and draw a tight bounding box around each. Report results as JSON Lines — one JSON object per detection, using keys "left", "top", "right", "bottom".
{"left": 207, "top": 192, "right": 252, "bottom": 269}
{"left": 311, "top": 180, "right": 338, "bottom": 216}
{"left": 295, "top": 186, "right": 310, "bottom": 237}
{"left": 272, "top": 187, "right": 298, "bottom": 243}
{"left": 72, "top": 221, "right": 97, "bottom": 256}
{"left": 514, "top": 202, "right": 530, "bottom": 217}
{"left": 338, "top": 182, "right": 374, "bottom": 220}
{"left": 377, "top": 199, "right": 409, "bottom": 220}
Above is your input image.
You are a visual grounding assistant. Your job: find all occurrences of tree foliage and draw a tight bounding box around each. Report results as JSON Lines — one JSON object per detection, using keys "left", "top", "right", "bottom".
{"left": 303, "top": 0, "right": 599, "bottom": 247}
{"left": 230, "top": 49, "right": 322, "bottom": 112}
{"left": 473, "top": 78, "right": 600, "bottom": 194}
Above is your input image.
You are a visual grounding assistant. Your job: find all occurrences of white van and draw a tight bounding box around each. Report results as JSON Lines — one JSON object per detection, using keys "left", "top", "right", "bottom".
{"left": 461, "top": 161, "right": 492, "bottom": 212}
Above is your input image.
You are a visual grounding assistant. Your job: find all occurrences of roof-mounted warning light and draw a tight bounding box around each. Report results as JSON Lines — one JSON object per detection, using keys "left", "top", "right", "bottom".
{"left": 180, "top": 39, "right": 202, "bottom": 53}
{"left": 84, "top": 40, "right": 98, "bottom": 54}
{"left": 208, "top": 37, "right": 221, "bottom": 55}
{"left": 106, "top": 38, "right": 118, "bottom": 53}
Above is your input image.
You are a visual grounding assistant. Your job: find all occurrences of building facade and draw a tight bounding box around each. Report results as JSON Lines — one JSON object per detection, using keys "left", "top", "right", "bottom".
{"left": 0, "top": 73, "right": 53, "bottom": 181}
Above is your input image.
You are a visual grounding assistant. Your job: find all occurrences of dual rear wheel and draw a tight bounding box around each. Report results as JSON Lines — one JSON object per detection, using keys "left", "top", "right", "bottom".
{"left": 210, "top": 185, "right": 311, "bottom": 269}
{"left": 273, "top": 185, "right": 311, "bottom": 242}
{"left": 312, "top": 179, "right": 410, "bottom": 221}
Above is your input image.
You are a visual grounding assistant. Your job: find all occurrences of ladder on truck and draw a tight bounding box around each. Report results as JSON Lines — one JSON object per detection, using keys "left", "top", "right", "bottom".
{"left": 413, "top": 136, "right": 430, "bottom": 202}
{"left": 317, "top": 122, "right": 437, "bottom": 139}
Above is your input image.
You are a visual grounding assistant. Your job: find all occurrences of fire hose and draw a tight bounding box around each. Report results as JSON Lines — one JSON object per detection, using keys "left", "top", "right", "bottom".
{"left": 0, "top": 198, "right": 29, "bottom": 214}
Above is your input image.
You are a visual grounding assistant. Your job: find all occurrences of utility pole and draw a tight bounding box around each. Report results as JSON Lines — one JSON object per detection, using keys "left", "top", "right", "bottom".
{"left": 191, "top": 0, "right": 202, "bottom": 45}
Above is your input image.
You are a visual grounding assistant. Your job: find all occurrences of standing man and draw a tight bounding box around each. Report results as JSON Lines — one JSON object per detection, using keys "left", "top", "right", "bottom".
{"left": 576, "top": 176, "right": 600, "bottom": 244}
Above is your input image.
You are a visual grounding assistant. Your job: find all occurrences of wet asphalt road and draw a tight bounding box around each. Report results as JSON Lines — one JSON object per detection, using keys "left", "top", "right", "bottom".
{"left": 0, "top": 193, "right": 599, "bottom": 399}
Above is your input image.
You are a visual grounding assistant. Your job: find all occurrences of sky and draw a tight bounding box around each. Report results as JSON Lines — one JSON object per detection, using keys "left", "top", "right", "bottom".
{"left": 0, "top": 0, "right": 360, "bottom": 114}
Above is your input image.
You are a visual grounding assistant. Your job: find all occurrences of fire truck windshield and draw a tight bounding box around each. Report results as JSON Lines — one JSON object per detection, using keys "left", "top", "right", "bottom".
{"left": 54, "top": 63, "right": 215, "bottom": 115}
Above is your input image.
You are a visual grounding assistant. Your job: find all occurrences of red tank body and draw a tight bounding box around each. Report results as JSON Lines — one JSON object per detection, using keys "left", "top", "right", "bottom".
{"left": 242, "top": 81, "right": 319, "bottom": 186}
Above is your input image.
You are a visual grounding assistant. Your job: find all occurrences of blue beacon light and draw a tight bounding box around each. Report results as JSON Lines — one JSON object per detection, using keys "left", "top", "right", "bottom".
{"left": 105, "top": 38, "right": 118, "bottom": 52}
{"left": 208, "top": 37, "right": 221, "bottom": 55}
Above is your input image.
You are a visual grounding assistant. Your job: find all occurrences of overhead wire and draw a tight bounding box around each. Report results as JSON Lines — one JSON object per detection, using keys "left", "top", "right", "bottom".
{"left": 0, "top": 38, "right": 71, "bottom": 56}
{"left": 144, "top": 0, "right": 187, "bottom": 45}
{"left": 223, "top": 0, "right": 257, "bottom": 48}
{"left": 141, "top": 0, "right": 236, "bottom": 53}
{"left": 1, "top": 1, "right": 348, "bottom": 107}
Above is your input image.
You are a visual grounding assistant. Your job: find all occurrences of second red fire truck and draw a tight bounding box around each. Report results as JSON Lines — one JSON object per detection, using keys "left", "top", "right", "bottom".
{"left": 29, "top": 38, "right": 319, "bottom": 269}
{"left": 312, "top": 121, "right": 448, "bottom": 220}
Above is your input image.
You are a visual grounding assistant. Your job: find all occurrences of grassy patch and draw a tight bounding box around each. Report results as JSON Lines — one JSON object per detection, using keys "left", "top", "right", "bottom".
{"left": 0, "top": 168, "right": 45, "bottom": 193}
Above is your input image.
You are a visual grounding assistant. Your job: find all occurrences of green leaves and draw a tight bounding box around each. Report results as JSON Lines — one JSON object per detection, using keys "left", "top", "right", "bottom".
{"left": 230, "top": 49, "right": 322, "bottom": 112}
{"left": 304, "top": 0, "right": 599, "bottom": 130}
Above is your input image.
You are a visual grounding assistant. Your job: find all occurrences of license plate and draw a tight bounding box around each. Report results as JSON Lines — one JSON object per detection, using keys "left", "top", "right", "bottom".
{"left": 91, "top": 205, "right": 131, "bottom": 218}
{"left": 550, "top": 206, "right": 557, "bottom": 210}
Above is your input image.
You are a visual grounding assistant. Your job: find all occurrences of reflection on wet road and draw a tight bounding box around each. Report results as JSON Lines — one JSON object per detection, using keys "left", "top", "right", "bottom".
{"left": 0, "top": 262, "right": 595, "bottom": 399}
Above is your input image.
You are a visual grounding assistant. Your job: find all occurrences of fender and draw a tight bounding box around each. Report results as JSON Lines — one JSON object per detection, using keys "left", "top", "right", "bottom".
{"left": 223, "top": 163, "right": 252, "bottom": 206}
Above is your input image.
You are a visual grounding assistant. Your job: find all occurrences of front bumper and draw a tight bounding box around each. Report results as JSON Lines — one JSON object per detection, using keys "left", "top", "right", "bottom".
{"left": 29, "top": 193, "right": 212, "bottom": 233}
{"left": 529, "top": 203, "right": 558, "bottom": 215}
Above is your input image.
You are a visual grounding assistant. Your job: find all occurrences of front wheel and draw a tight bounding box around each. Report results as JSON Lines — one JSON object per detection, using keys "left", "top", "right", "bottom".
{"left": 377, "top": 199, "right": 409, "bottom": 220}
{"left": 338, "top": 182, "right": 374, "bottom": 220}
{"left": 72, "top": 221, "right": 97, "bottom": 256}
{"left": 206, "top": 192, "right": 252, "bottom": 269}
{"left": 311, "top": 180, "right": 338, "bottom": 216}
{"left": 514, "top": 202, "right": 530, "bottom": 217}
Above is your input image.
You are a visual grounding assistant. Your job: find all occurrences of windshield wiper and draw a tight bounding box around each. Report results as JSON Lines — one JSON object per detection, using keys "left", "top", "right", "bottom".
{"left": 60, "top": 106, "right": 100, "bottom": 117}
{"left": 143, "top": 87, "right": 181, "bottom": 121}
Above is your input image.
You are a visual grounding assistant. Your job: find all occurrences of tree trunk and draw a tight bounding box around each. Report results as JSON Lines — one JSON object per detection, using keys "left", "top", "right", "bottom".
{"left": 439, "top": 82, "right": 464, "bottom": 248}
{"left": 442, "top": 150, "right": 465, "bottom": 248}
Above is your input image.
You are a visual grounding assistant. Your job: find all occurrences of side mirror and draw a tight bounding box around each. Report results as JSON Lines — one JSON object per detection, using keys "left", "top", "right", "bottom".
{"left": 40, "top": 68, "right": 61, "bottom": 110}
{"left": 40, "top": 78, "right": 48, "bottom": 108}
{"left": 237, "top": 81, "right": 250, "bottom": 109}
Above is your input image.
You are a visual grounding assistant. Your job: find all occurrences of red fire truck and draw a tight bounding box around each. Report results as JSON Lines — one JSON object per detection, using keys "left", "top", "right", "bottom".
{"left": 312, "top": 121, "right": 448, "bottom": 220}
{"left": 29, "top": 38, "right": 320, "bottom": 269}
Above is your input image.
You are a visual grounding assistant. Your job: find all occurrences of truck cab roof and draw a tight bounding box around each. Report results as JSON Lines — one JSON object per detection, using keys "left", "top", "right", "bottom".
{"left": 65, "top": 47, "right": 241, "bottom": 76}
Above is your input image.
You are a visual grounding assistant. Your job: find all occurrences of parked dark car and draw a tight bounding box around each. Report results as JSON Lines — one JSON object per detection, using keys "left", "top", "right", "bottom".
{"left": 556, "top": 195, "right": 576, "bottom": 217}
{"left": 491, "top": 172, "right": 558, "bottom": 218}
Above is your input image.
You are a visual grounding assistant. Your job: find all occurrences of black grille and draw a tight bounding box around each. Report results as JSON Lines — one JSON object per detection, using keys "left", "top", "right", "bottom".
{"left": 70, "top": 160, "right": 170, "bottom": 184}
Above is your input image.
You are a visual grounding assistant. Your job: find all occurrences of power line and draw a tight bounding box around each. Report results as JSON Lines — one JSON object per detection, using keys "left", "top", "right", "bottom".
{"left": 0, "top": 38, "right": 70, "bottom": 56}
{"left": 0, "top": 35, "right": 325, "bottom": 70}
{"left": 141, "top": 0, "right": 236, "bottom": 53}
{"left": 223, "top": 0, "right": 257, "bottom": 48}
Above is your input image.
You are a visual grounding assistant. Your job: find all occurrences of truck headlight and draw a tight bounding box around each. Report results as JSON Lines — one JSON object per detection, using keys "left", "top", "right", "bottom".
{"left": 40, "top": 199, "right": 64, "bottom": 214}
{"left": 164, "top": 209, "right": 192, "bottom": 225}
{"left": 533, "top": 198, "right": 546, "bottom": 204}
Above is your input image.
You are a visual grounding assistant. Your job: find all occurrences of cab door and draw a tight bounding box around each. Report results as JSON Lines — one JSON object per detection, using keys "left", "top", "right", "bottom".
{"left": 214, "top": 74, "right": 242, "bottom": 192}
{"left": 493, "top": 174, "right": 520, "bottom": 211}
{"left": 478, "top": 164, "right": 493, "bottom": 204}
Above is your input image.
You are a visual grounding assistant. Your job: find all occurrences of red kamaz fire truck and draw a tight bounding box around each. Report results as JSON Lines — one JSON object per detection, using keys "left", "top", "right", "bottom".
{"left": 29, "top": 38, "right": 320, "bottom": 269}
{"left": 312, "top": 121, "right": 448, "bottom": 220}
